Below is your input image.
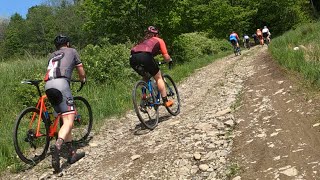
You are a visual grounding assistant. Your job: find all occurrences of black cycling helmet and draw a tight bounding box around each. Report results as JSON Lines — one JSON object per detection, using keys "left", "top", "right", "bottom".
{"left": 54, "top": 35, "right": 70, "bottom": 49}
{"left": 147, "top": 26, "right": 159, "bottom": 34}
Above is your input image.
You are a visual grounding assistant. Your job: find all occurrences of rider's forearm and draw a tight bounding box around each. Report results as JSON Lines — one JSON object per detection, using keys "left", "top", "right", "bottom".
{"left": 76, "top": 66, "right": 86, "bottom": 82}
{"left": 163, "top": 54, "right": 171, "bottom": 62}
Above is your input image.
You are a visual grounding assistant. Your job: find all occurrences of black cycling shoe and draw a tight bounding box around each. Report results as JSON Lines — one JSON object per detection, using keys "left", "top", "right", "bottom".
{"left": 51, "top": 145, "right": 61, "bottom": 173}
{"left": 68, "top": 151, "right": 85, "bottom": 164}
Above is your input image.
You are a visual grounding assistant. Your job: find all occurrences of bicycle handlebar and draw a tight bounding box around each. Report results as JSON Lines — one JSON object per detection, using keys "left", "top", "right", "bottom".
{"left": 158, "top": 60, "right": 173, "bottom": 70}
{"left": 70, "top": 79, "right": 85, "bottom": 92}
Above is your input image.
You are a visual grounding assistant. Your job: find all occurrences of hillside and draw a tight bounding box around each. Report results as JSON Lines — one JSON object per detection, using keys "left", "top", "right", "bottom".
{"left": 2, "top": 44, "right": 320, "bottom": 180}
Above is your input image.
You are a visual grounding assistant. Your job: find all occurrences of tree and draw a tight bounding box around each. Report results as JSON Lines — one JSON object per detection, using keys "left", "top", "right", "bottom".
{"left": 2, "top": 14, "right": 26, "bottom": 58}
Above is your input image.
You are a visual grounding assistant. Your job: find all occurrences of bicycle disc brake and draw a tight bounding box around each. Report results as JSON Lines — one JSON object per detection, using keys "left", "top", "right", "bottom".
{"left": 25, "top": 129, "right": 37, "bottom": 149}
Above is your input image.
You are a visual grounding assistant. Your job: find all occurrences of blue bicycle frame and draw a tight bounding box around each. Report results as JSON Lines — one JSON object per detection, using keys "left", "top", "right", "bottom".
{"left": 141, "top": 79, "right": 162, "bottom": 108}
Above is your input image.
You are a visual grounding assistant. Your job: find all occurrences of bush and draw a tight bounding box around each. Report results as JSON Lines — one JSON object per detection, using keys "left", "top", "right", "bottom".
{"left": 171, "top": 32, "right": 231, "bottom": 63}
{"left": 81, "top": 41, "right": 137, "bottom": 85}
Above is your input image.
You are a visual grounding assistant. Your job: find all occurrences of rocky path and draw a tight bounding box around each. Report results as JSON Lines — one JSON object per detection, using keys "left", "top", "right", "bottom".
{"left": 3, "top": 46, "right": 320, "bottom": 180}
{"left": 231, "top": 48, "right": 320, "bottom": 180}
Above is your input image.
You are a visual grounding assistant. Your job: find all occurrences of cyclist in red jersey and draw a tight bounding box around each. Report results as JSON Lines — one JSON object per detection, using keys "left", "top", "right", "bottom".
{"left": 130, "top": 26, "right": 173, "bottom": 107}
{"left": 256, "top": 28, "right": 264, "bottom": 45}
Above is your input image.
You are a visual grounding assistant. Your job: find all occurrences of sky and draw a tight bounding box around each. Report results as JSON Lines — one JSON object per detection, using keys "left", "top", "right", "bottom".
{"left": 0, "top": 0, "right": 44, "bottom": 18}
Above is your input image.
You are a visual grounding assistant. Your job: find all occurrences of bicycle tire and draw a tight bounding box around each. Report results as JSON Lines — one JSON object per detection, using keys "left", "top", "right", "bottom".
{"left": 71, "top": 96, "right": 93, "bottom": 143}
{"left": 13, "top": 107, "right": 50, "bottom": 165}
{"left": 163, "top": 74, "right": 181, "bottom": 116}
{"left": 265, "top": 38, "right": 269, "bottom": 46}
{"left": 233, "top": 46, "right": 237, "bottom": 56}
{"left": 132, "top": 80, "right": 159, "bottom": 129}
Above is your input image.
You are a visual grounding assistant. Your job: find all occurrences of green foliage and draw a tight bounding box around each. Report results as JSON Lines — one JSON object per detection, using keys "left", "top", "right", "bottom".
{"left": 0, "top": 0, "right": 316, "bottom": 60}
{"left": 254, "top": 0, "right": 311, "bottom": 36}
{"left": 172, "top": 32, "right": 232, "bottom": 63}
{"left": 2, "top": 14, "right": 26, "bottom": 58}
{"left": 0, "top": 2, "right": 87, "bottom": 60}
{"left": 269, "top": 22, "right": 320, "bottom": 86}
{"left": 81, "top": 40, "right": 136, "bottom": 84}
{"left": 0, "top": 57, "right": 46, "bottom": 172}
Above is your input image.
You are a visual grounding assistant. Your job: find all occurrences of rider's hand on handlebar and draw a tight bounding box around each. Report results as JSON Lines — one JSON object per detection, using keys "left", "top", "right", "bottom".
{"left": 81, "top": 78, "right": 86, "bottom": 84}
{"left": 168, "top": 58, "right": 173, "bottom": 69}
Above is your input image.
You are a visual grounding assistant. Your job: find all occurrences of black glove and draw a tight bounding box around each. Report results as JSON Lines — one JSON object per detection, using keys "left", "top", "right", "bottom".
{"left": 168, "top": 59, "right": 173, "bottom": 69}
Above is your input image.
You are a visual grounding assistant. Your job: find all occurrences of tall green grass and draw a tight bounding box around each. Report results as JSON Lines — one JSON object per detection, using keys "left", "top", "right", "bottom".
{"left": 0, "top": 50, "right": 231, "bottom": 173}
{"left": 269, "top": 22, "right": 320, "bottom": 85}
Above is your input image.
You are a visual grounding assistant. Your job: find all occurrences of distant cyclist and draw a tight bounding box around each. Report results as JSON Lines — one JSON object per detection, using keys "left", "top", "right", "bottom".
{"left": 256, "top": 28, "right": 263, "bottom": 45}
{"left": 243, "top": 34, "right": 250, "bottom": 49}
{"left": 262, "top": 26, "right": 271, "bottom": 43}
{"left": 252, "top": 33, "right": 259, "bottom": 45}
{"left": 130, "top": 26, "right": 173, "bottom": 107}
{"left": 229, "top": 31, "right": 240, "bottom": 51}
{"left": 44, "top": 35, "right": 86, "bottom": 172}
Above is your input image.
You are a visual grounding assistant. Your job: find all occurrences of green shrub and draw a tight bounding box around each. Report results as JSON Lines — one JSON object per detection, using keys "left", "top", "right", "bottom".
{"left": 82, "top": 41, "right": 137, "bottom": 85}
{"left": 171, "top": 32, "right": 231, "bottom": 63}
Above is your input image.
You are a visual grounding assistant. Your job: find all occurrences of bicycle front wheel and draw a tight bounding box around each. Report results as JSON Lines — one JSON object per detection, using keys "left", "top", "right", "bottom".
{"left": 72, "top": 96, "right": 93, "bottom": 143}
{"left": 13, "top": 107, "right": 50, "bottom": 165}
{"left": 163, "top": 74, "right": 181, "bottom": 116}
{"left": 132, "top": 80, "right": 159, "bottom": 129}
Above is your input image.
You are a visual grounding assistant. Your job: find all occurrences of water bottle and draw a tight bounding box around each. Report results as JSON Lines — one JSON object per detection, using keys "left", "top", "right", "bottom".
{"left": 44, "top": 111, "right": 50, "bottom": 121}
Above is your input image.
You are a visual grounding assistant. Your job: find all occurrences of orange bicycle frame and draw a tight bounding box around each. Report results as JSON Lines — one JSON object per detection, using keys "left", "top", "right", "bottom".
{"left": 31, "top": 95, "right": 60, "bottom": 138}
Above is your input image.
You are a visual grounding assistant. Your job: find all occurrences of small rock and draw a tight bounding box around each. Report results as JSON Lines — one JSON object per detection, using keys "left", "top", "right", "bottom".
{"left": 193, "top": 152, "right": 201, "bottom": 160}
{"left": 280, "top": 166, "right": 298, "bottom": 176}
{"left": 313, "top": 123, "right": 320, "bottom": 127}
{"left": 89, "top": 142, "right": 98, "bottom": 147}
{"left": 215, "top": 108, "right": 232, "bottom": 116}
{"left": 39, "top": 172, "right": 50, "bottom": 180}
{"left": 224, "top": 120, "right": 235, "bottom": 127}
{"left": 199, "top": 164, "right": 209, "bottom": 171}
{"left": 232, "top": 176, "right": 241, "bottom": 180}
{"left": 131, "top": 155, "right": 141, "bottom": 161}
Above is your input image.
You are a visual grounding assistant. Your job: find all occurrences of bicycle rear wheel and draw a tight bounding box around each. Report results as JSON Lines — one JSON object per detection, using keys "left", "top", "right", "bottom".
{"left": 265, "top": 38, "right": 269, "bottom": 46}
{"left": 72, "top": 96, "right": 93, "bottom": 143}
{"left": 163, "top": 74, "right": 181, "bottom": 116}
{"left": 132, "top": 80, "right": 159, "bottom": 129}
{"left": 13, "top": 107, "right": 50, "bottom": 165}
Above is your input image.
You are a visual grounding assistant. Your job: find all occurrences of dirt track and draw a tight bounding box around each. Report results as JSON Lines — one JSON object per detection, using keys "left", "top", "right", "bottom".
{"left": 3, "top": 46, "right": 320, "bottom": 180}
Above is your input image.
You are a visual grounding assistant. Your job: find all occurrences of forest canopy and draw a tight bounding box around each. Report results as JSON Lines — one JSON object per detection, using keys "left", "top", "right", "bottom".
{"left": 0, "top": 0, "right": 317, "bottom": 60}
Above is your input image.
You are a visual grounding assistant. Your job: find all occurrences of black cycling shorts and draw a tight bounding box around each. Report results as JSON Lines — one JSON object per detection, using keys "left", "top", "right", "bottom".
{"left": 263, "top": 32, "right": 269, "bottom": 38}
{"left": 230, "top": 40, "right": 237, "bottom": 46}
{"left": 130, "top": 52, "right": 159, "bottom": 77}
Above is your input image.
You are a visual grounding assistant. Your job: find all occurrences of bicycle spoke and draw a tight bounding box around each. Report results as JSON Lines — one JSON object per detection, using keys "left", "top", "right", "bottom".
{"left": 163, "top": 74, "right": 180, "bottom": 116}
{"left": 132, "top": 80, "right": 159, "bottom": 129}
{"left": 13, "top": 107, "right": 50, "bottom": 165}
{"left": 71, "top": 96, "right": 93, "bottom": 143}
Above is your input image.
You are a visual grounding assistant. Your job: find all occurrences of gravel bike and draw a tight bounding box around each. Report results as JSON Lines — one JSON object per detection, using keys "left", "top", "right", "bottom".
{"left": 13, "top": 80, "right": 93, "bottom": 165}
{"left": 263, "top": 33, "right": 270, "bottom": 46}
{"left": 132, "top": 62, "right": 180, "bottom": 129}
{"left": 263, "top": 36, "right": 269, "bottom": 46}
{"left": 243, "top": 39, "right": 250, "bottom": 49}
{"left": 231, "top": 41, "right": 241, "bottom": 56}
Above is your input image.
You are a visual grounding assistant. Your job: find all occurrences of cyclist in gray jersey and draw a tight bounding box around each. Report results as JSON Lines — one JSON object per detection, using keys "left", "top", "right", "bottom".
{"left": 44, "top": 35, "right": 86, "bottom": 173}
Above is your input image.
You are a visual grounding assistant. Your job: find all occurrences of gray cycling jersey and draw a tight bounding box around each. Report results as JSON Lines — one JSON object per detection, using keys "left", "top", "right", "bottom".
{"left": 44, "top": 47, "right": 82, "bottom": 81}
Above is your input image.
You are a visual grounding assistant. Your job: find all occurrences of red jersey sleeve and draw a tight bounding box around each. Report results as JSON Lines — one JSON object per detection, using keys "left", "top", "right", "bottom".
{"left": 154, "top": 37, "right": 169, "bottom": 56}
